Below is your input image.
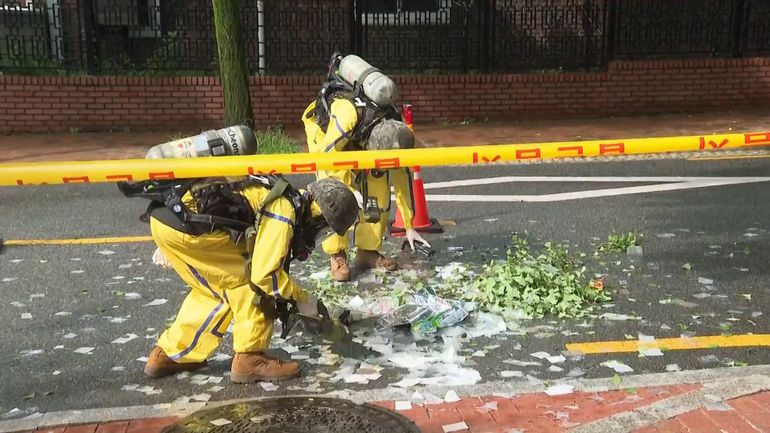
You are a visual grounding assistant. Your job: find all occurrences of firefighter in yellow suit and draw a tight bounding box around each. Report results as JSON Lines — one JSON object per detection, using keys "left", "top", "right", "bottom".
{"left": 140, "top": 177, "right": 358, "bottom": 383}
{"left": 303, "top": 98, "right": 431, "bottom": 282}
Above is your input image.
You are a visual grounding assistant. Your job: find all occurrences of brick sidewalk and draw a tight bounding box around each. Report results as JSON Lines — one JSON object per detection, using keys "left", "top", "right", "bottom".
{"left": 2, "top": 109, "right": 770, "bottom": 163}
{"left": 15, "top": 387, "right": 770, "bottom": 433}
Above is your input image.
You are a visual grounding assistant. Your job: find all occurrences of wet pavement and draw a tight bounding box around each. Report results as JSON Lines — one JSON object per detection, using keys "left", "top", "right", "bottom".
{"left": 1, "top": 155, "right": 770, "bottom": 416}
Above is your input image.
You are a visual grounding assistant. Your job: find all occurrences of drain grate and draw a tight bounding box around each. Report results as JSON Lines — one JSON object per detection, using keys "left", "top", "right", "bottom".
{"left": 162, "top": 396, "right": 420, "bottom": 433}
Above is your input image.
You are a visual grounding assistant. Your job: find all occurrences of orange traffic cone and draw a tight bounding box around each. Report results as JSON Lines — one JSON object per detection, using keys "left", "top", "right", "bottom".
{"left": 390, "top": 104, "right": 443, "bottom": 236}
{"left": 390, "top": 165, "right": 444, "bottom": 236}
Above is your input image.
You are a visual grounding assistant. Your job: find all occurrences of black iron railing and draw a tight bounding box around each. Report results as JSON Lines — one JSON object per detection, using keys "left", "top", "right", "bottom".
{"left": 1, "top": 0, "right": 768, "bottom": 75}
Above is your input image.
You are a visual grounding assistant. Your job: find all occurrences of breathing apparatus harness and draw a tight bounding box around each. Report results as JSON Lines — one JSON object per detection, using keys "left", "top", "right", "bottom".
{"left": 309, "top": 52, "right": 401, "bottom": 150}
{"left": 307, "top": 53, "right": 402, "bottom": 223}
{"left": 119, "top": 175, "right": 324, "bottom": 336}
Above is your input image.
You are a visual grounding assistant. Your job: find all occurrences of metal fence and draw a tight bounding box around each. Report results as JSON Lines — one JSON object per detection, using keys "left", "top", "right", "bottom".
{"left": 1, "top": 0, "right": 769, "bottom": 75}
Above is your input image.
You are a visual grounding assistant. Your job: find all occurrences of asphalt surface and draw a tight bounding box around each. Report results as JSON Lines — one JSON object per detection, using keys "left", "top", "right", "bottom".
{"left": 1, "top": 156, "right": 769, "bottom": 417}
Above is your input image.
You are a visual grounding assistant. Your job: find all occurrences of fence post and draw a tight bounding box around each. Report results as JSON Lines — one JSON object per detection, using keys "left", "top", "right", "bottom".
{"left": 348, "top": 0, "right": 356, "bottom": 53}
{"left": 602, "top": 0, "right": 617, "bottom": 66}
{"left": 582, "top": 0, "right": 593, "bottom": 70}
{"left": 730, "top": 0, "right": 747, "bottom": 58}
{"left": 80, "top": 0, "right": 97, "bottom": 74}
{"left": 480, "top": 0, "right": 491, "bottom": 72}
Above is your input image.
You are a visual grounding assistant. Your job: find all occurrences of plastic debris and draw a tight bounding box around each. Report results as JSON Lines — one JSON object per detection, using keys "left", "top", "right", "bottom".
{"left": 377, "top": 290, "right": 471, "bottom": 334}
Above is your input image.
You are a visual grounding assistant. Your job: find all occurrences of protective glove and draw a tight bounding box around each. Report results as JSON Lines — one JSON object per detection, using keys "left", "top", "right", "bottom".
{"left": 152, "top": 247, "right": 173, "bottom": 269}
{"left": 297, "top": 294, "right": 319, "bottom": 317}
{"left": 405, "top": 228, "right": 431, "bottom": 252}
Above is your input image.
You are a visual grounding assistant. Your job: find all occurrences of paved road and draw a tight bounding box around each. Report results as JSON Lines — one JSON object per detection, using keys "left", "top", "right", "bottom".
{"left": 1, "top": 156, "right": 769, "bottom": 417}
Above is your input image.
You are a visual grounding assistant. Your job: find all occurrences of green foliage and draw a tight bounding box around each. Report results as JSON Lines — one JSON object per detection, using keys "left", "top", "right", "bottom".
{"left": 466, "top": 234, "right": 610, "bottom": 318}
{"left": 597, "top": 231, "right": 640, "bottom": 253}
{"left": 256, "top": 124, "right": 300, "bottom": 154}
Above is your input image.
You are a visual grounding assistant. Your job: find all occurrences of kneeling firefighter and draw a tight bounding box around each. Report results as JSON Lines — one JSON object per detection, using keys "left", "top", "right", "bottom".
{"left": 302, "top": 53, "right": 431, "bottom": 282}
{"left": 120, "top": 128, "right": 359, "bottom": 383}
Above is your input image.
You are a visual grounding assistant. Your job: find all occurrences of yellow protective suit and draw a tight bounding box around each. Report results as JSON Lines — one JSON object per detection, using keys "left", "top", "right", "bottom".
{"left": 152, "top": 184, "right": 309, "bottom": 363}
{"left": 302, "top": 97, "right": 415, "bottom": 254}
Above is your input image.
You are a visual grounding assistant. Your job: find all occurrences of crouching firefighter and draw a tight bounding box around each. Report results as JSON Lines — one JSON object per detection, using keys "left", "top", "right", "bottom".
{"left": 119, "top": 175, "right": 358, "bottom": 383}
{"left": 302, "top": 52, "right": 431, "bottom": 282}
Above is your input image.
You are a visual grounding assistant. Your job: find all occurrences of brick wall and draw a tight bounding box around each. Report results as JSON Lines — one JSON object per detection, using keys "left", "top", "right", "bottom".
{"left": 1, "top": 58, "right": 769, "bottom": 134}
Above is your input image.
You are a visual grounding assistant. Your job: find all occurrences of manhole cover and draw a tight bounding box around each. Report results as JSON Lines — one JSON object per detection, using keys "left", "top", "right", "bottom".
{"left": 162, "top": 396, "right": 421, "bottom": 433}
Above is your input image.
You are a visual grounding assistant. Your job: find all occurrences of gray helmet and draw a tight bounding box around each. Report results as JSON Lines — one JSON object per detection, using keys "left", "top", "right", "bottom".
{"left": 306, "top": 178, "right": 358, "bottom": 235}
{"left": 367, "top": 119, "right": 415, "bottom": 150}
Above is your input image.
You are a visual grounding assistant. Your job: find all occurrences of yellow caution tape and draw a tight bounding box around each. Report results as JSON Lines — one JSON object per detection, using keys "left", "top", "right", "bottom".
{"left": 1, "top": 132, "right": 768, "bottom": 186}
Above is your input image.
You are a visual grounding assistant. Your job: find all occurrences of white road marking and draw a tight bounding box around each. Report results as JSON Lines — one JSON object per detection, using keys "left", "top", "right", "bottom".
{"left": 411, "top": 176, "right": 770, "bottom": 203}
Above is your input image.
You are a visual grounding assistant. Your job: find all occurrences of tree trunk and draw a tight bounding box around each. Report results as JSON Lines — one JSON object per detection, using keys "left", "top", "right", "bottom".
{"left": 212, "top": 0, "right": 255, "bottom": 130}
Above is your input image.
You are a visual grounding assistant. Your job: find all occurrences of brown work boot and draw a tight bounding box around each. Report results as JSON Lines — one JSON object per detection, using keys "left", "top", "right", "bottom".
{"left": 143, "top": 346, "right": 206, "bottom": 379}
{"left": 231, "top": 352, "right": 301, "bottom": 384}
{"left": 330, "top": 251, "right": 350, "bottom": 282}
{"left": 354, "top": 249, "right": 399, "bottom": 271}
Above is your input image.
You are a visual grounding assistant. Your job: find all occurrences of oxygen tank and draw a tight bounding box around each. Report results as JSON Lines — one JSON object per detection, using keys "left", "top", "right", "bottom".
{"left": 337, "top": 55, "right": 398, "bottom": 107}
{"left": 145, "top": 125, "right": 258, "bottom": 159}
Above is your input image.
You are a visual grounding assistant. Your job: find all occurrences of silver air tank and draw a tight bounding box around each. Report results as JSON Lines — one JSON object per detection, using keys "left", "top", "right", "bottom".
{"left": 145, "top": 125, "right": 258, "bottom": 159}
{"left": 337, "top": 55, "right": 398, "bottom": 107}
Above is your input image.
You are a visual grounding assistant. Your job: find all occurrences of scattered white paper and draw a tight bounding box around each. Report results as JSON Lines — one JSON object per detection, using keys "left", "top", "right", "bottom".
{"left": 530, "top": 351, "right": 551, "bottom": 359}
{"left": 74, "top": 347, "right": 95, "bottom": 355}
{"left": 111, "top": 333, "right": 139, "bottom": 344}
{"left": 97, "top": 249, "right": 116, "bottom": 255}
{"left": 190, "top": 393, "right": 212, "bottom": 402}
{"left": 395, "top": 401, "right": 412, "bottom": 411}
{"left": 500, "top": 371, "right": 523, "bottom": 378}
{"left": 444, "top": 390, "right": 461, "bottom": 403}
{"left": 63, "top": 333, "right": 77, "bottom": 339}
{"left": 210, "top": 418, "right": 232, "bottom": 426}
{"left": 260, "top": 382, "right": 279, "bottom": 392}
{"left": 666, "top": 364, "right": 681, "bottom": 372}
{"left": 545, "top": 384, "right": 575, "bottom": 396}
{"left": 601, "top": 360, "right": 634, "bottom": 373}
{"left": 442, "top": 421, "right": 469, "bottom": 433}
{"left": 124, "top": 292, "right": 142, "bottom": 300}
{"left": 547, "top": 355, "right": 566, "bottom": 364}
{"left": 21, "top": 313, "right": 32, "bottom": 319}
{"left": 10, "top": 301, "right": 25, "bottom": 308}
{"left": 143, "top": 298, "right": 167, "bottom": 307}
{"left": 549, "top": 365, "right": 564, "bottom": 373}
{"left": 640, "top": 348, "right": 664, "bottom": 357}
